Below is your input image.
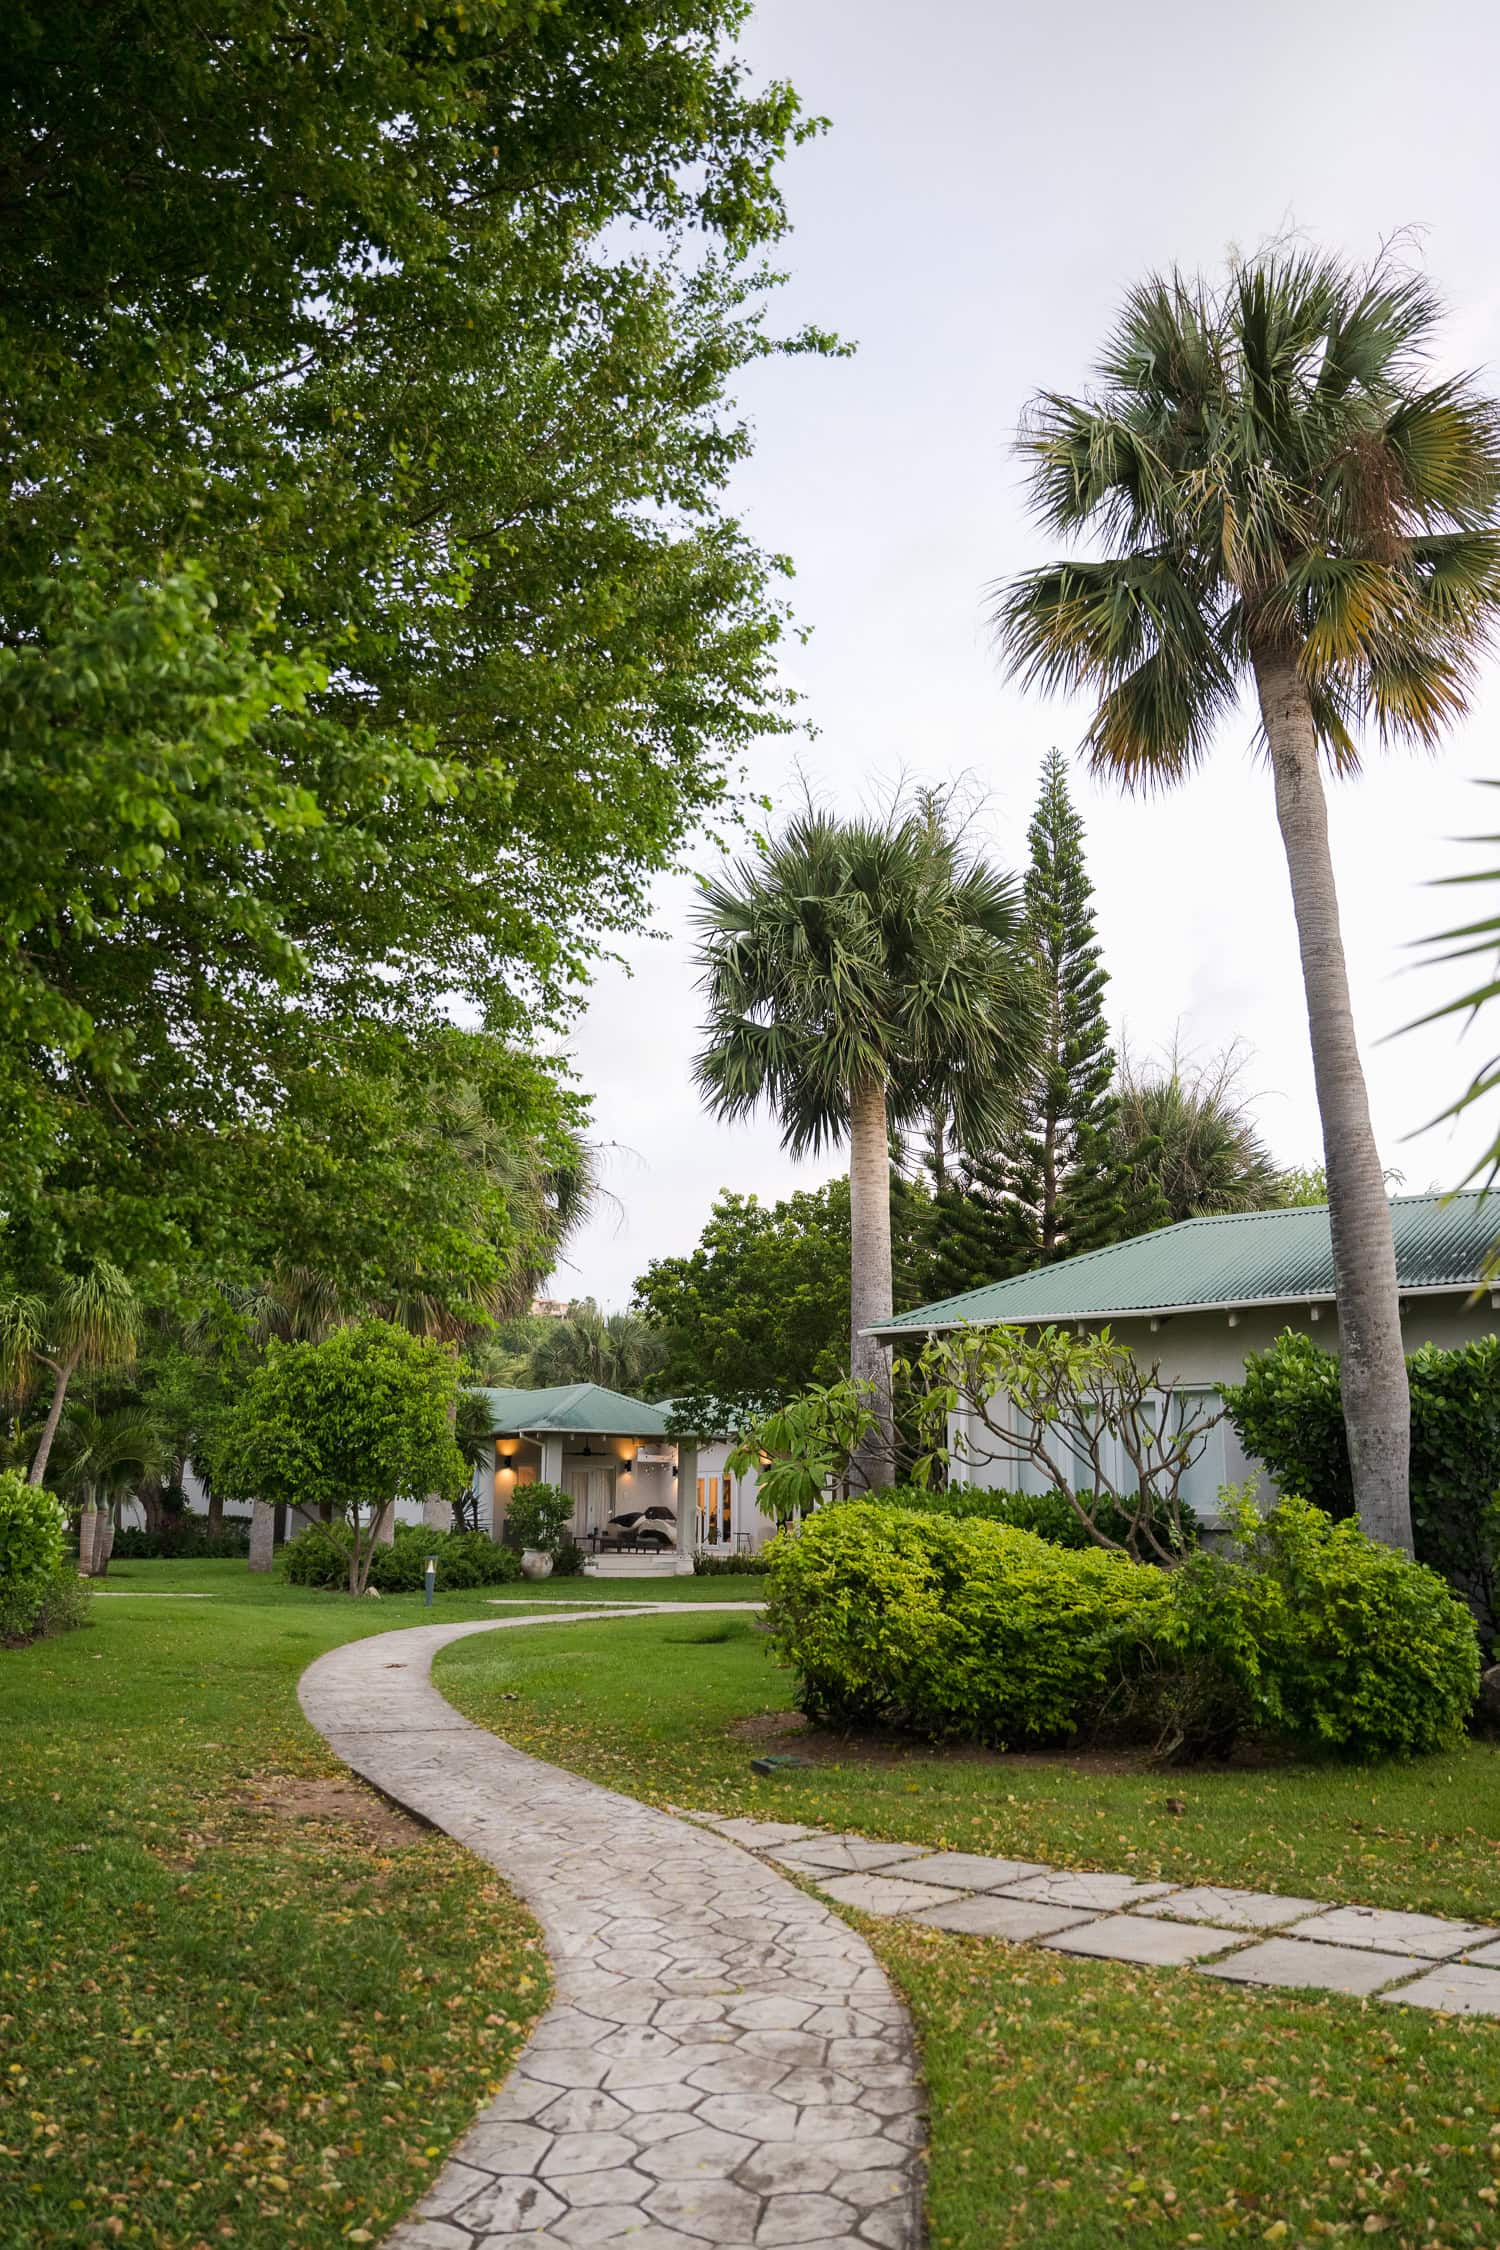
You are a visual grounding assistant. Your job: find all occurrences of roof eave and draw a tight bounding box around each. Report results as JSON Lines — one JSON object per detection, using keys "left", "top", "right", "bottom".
{"left": 864, "top": 1279, "right": 1485, "bottom": 1339}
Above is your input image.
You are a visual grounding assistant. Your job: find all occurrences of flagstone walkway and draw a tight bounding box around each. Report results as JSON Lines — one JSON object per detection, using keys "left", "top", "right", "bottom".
{"left": 676, "top": 1819, "right": 1500, "bottom": 2018}
{"left": 301, "top": 1608, "right": 1500, "bottom": 2250}
{"left": 299, "top": 1613, "right": 925, "bottom": 2250}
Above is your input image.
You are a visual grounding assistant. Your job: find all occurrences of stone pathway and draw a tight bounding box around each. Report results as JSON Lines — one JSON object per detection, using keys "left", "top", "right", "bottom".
{"left": 299, "top": 1613, "right": 925, "bottom": 2250}
{"left": 677, "top": 1819, "right": 1500, "bottom": 2018}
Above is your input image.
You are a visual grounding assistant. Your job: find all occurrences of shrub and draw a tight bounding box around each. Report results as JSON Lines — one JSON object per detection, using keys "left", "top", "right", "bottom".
{"left": 1140, "top": 1495, "right": 1480, "bottom": 1761}
{"left": 765, "top": 1501, "right": 1169, "bottom": 1745}
{"left": 767, "top": 1493, "right": 1480, "bottom": 1763}
{"left": 868, "top": 1482, "right": 1196, "bottom": 1559}
{"left": 693, "top": 1551, "right": 770, "bottom": 1575}
{"left": 0, "top": 1471, "right": 69, "bottom": 1641}
{"left": 500, "top": 1482, "right": 574, "bottom": 1556}
{"left": 111, "top": 1520, "right": 252, "bottom": 1560}
{"left": 278, "top": 1521, "right": 522, "bottom": 1591}
{"left": 1222, "top": 1330, "right": 1500, "bottom": 1650}
{"left": 33, "top": 1560, "right": 93, "bottom": 1639}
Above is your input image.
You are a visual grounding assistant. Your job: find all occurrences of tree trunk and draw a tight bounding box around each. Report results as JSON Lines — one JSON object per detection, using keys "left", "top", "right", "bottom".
{"left": 206, "top": 1484, "right": 224, "bottom": 1536}
{"left": 1252, "top": 649, "right": 1413, "bottom": 1551}
{"left": 28, "top": 1345, "right": 81, "bottom": 1487}
{"left": 848, "top": 1076, "right": 896, "bottom": 1491}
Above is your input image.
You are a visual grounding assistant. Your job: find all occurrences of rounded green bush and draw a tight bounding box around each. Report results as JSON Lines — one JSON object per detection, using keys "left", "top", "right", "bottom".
{"left": 0, "top": 1470, "right": 69, "bottom": 1641}
{"left": 1229, "top": 1496, "right": 1479, "bottom": 1759}
{"left": 765, "top": 1501, "right": 1169, "bottom": 1746}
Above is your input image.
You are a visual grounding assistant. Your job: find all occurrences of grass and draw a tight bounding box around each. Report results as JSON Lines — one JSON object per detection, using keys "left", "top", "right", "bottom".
{"left": 437, "top": 1609, "right": 1500, "bottom": 2250}
{"left": 435, "top": 1610, "right": 1500, "bottom": 1921}
{"left": 0, "top": 1560, "right": 558, "bottom": 2250}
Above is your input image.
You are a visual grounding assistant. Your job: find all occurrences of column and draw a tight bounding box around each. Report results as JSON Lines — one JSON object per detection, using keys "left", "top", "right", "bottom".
{"left": 539, "top": 1436, "right": 564, "bottom": 1488}
{"left": 674, "top": 1441, "right": 698, "bottom": 1575}
{"left": 249, "top": 1499, "right": 276, "bottom": 1574}
{"left": 371, "top": 1499, "right": 396, "bottom": 1548}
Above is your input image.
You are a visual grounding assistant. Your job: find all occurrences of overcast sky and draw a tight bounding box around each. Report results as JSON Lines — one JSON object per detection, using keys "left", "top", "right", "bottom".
{"left": 553, "top": 0, "right": 1500, "bottom": 1309}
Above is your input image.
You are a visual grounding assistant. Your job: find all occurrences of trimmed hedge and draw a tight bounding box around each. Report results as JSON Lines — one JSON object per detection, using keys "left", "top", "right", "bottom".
{"left": 871, "top": 1483, "right": 1197, "bottom": 1557}
{"left": 765, "top": 1502, "right": 1168, "bottom": 1744}
{"left": 111, "top": 1520, "right": 252, "bottom": 1560}
{"left": 692, "top": 1552, "right": 769, "bottom": 1576}
{"left": 277, "top": 1521, "right": 523, "bottom": 1592}
{"left": 1148, "top": 1497, "right": 1482, "bottom": 1761}
{"left": 766, "top": 1497, "right": 1480, "bottom": 1761}
{"left": 1222, "top": 1330, "right": 1500, "bottom": 1650}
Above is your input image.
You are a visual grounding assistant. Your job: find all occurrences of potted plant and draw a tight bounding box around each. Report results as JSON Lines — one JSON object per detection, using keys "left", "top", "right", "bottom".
{"left": 502, "top": 1482, "right": 574, "bottom": 1580}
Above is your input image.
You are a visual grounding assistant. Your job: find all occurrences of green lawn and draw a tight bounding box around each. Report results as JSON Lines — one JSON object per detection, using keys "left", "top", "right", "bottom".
{"left": 438, "top": 1609, "right": 1500, "bottom": 2250}
{"left": 0, "top": 1561, "right": 558, "bottom": 2250}
{"left": 436, "top": 1609, "right": 1500, "bottom": 1920}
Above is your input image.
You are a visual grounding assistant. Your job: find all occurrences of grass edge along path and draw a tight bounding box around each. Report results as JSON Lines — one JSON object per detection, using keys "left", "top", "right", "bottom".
{"left": 0, "top": 1564, "right": 561, "bottom": 2250}
{"left": 437, "top": 1607, "right": 1500, "bottom": 2250}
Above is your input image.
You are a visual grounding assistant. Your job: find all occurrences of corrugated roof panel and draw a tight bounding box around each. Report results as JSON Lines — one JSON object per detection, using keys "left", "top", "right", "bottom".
{"left": 874, "top": 1192, "right": 1497, "bottom": 1333}
{"left": 473, "top": 1383, "right": 671, "bottom": 1437}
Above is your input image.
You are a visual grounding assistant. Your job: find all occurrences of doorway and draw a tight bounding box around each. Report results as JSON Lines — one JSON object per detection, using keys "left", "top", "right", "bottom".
{"left": 564, "top": 1463, "right": 615, "bottom": 1540}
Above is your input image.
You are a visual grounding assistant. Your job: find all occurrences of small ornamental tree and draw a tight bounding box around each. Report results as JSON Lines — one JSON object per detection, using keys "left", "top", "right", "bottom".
{"left": 726, "top": 1380, "right": 880, "bottom": 1525}
{"left": 904, "top": 1324, "right": 1219, "bottom": 1564}
{"left": 225, "top": 1321, "right": 466, "bottom": 1596}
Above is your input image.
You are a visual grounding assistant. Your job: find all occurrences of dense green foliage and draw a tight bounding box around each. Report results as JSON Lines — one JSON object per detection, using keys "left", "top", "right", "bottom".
{"left": 634, "top": 1176, "right": 936, "bottom": 1416}
{"left": 528, "top": 1303, "right": 666, "bottom": 1394}
{"left": 1150, "top": 1497, "right": 1480, "bottom": 1761}
{"left": 766, "top": 1502, "right": 1167, "bottom": 1744}
{"left": 278, "top": 1520, "right": 522, "bottom": 1593}
{"left": 878, "top": 1481, "right": 1198, "bottom": 1557}
{"left": 767, "top": 1496, "right": 1477, "bottom": 1760}
{"left": 1, "top": 2, "right": 824, "bottom": 1291}
{"left": 1222, "top": 1328, "right": 1500, "bottom": 1648}
{"left": 1114, "top": 1044, "right": 1292, "bottom": 1232}
{"left": 0, "top": 1470, "right": 67, "bottom": 1638}
{"left": 498, "top": 1482, "right": 576, "bottom": 1559}
{"left": 219, "top": 1321, "right": 466, "bottom": 1594}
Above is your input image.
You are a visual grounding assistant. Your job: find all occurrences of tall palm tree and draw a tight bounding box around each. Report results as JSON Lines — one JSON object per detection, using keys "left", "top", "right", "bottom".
{"left": 994, "top": 252, "right": 1500, "bottom": 1552}
{"left": 694, "top": 799, "right": 1039, "bottom": 1487}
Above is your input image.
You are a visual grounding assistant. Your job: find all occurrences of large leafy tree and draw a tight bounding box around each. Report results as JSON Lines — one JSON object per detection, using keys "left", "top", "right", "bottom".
{"left": 634, "top": 1176, "right": 936, "bottom": 1423}
{"left": 994, "top": 251, "right": 1500, "bottom": 1551}
{"left": 1, "top": 4, "right": 825, "bottom": 1278}
{"left": 693, "top": 804, "right": 1038, "bottom": 1484}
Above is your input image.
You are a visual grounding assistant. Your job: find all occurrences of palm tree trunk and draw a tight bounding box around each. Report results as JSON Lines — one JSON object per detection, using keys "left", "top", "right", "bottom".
{"left": 1252, "top": 649, "right": 1413, "bottom": 1551}
{"left": 28, "top": 1345, "right": 82, "bottom": 1487}
{"left": 849, "top": 1075, "right": 896, "bottom": 1490}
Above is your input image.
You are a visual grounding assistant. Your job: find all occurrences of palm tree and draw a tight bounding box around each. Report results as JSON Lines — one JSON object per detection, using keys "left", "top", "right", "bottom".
{"left": 51, "top": 1403, "right": 165, "bottom": 1573}
{"left": 529, "top": 1301, "right": 666, "bottom": 1393}
{"left": 0, "top": 1261, "right": 143, "bottom": 1489}
{"left": 694, "top": 798, "right": 1039, "bottom": 1487}
{"left": 994, "top": 252, "right": 1500, "bottom": 1552}
{"left": 1114, "top": 1041, "right": 1288, "bottom": 1229}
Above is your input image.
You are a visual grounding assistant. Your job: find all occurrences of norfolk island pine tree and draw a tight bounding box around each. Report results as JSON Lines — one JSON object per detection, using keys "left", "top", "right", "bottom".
{"left": 994, "top": 252, "right": 1500, "bottom": 1552}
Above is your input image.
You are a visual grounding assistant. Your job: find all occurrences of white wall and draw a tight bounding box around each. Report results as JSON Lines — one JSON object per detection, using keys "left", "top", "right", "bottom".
{"left": 948, "top": 1292, "right": 1498, "bottom": 1524}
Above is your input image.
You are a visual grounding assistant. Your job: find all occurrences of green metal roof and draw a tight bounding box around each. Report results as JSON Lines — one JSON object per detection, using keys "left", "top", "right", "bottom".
{"left": 870, "top": 1192, "right": 1498, "bottom": 1335}
{"left": 473, "top": 1383, "right": 671, "bottom": 1437}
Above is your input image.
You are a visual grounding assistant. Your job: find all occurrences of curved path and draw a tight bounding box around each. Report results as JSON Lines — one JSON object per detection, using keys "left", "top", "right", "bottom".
{"left": 299, "top": 1613, "right": 923, "bottom": 2250}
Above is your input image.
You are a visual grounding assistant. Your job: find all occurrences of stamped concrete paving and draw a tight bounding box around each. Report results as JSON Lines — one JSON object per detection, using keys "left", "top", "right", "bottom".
{"left": 299, "top": 1614, "right": 925, "bottom": 2250}
{"left": 685, "top": 1814, "right": 1500, "bottom": 2018}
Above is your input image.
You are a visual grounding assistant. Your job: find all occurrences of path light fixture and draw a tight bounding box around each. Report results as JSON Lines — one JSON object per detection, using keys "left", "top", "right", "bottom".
{"left": 424, "top": 1556, "right": 437, "bottom": 1608}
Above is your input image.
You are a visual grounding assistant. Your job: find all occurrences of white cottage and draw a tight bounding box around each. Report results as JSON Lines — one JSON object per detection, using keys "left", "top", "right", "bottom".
{"left": 473, "top": 1382, "right": 774, "bottom": 1571}
{"left": 867, "top": 1192, "right": 1499, "bottom": 1521}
